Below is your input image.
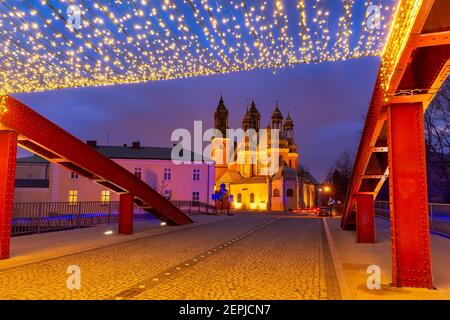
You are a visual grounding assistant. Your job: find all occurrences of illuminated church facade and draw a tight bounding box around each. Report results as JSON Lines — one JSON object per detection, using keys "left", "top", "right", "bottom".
{"left": 212, "top": 96, "right": 318, "bottom": 211}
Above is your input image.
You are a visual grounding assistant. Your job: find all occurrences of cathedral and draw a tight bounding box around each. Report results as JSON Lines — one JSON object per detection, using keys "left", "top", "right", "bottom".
{"left": 212, "top": 96, "right": 319, "bottom": 211}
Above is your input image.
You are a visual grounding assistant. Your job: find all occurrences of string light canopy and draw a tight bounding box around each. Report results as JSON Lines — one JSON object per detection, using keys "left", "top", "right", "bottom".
{"left": 0, "top": 0, "right": 405, "bottom": 112}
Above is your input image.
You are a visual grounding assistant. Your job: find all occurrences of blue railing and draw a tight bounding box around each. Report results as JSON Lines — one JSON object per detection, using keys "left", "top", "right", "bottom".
{"left": 375, "top": 201, "right": 450, "bottom": 238}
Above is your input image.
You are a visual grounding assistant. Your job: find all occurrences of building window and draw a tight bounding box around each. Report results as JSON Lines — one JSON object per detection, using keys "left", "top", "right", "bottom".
{"left": 273, "top": 189, "right": 280, "bottom": 197}
{"left": 250, "top": 193, "right": 255, "bottom": 203}
{"left": 192, "top": 191, "right": 200, "bottom": 202}
{"left": 164, "top": 168, "right": 172, "bottom": 180}
{"left": 287, "top": 189, "right": 294, "bottom": 197}
{"left": 134, "top": 168, "right": 142, "bottom": 179}
{"left": 69, "top": 190, "right": 78, "bottom": 205}
{"left": 237, "top": 193, "right": 242, "bottom": 203}
{"left": 101, "top": 191, "right": 110, "bottom": 204}
{"left": 70, "top": 172, "right": 79, "bottom": 179}
{"left": 193, "top": 168, "right": 200, "bottom": 181}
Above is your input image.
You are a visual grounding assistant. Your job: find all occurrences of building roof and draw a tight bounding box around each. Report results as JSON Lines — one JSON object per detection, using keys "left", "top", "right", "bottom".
{"left": 17, "top": 145, "right": 211, "bottom": 163}
{"left": 300, "top": 170, "right": 319, "bottom": 185}
{"left": 217, "top": 170, "right": 244, "bottom": 184}
{"left": 272, "top": 165, "right": 297, "bottom": 180}
{"left": 95, "top": 145, "right": 173, "bottom": 160}
{"left": 16, "top": 155, "right": 49, "bottom": 164}
{"left": 217, "top": 170, "right": 269, "bottom": 185}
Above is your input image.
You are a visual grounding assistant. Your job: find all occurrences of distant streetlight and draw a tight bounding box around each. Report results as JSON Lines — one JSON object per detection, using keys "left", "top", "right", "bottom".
{"left": 324, "top": 186, "right": 331, "bottom": 193}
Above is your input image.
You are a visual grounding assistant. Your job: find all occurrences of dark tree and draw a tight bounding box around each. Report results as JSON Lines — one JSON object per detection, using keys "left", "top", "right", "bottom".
{"left": 324, "top": 150, "right": 354, "bottom": 208}
{"left": 425, "top": 77, "right": 450, "bottom": 203}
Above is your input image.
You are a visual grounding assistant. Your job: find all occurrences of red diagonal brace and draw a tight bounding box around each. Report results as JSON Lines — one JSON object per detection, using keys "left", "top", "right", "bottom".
{"left": 356, "top": 194, "right": 376, "bottom": 243}
{"left": 0, "top": 131, "right": 18, "bottom": 259}
{"left": 388, "top": 102, "right": 433, "bottom": 288}
{"left": 0, "top": 96, "right": 192, "bottom": 228}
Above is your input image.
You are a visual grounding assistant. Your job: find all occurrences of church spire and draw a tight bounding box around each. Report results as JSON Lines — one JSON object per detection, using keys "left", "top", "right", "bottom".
{"left": 248, "top": 98, "right": 261, "bottom": 131}
{"left": 214, "top": 95, "right": 228, "bottom": 136}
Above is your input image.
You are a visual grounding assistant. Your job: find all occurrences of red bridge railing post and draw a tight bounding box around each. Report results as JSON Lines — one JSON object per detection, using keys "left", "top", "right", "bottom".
{"left": 387, "top": 102, "right": 433, "bottom": 288}
{"left": 119, "top": 193, "right": 134, "bottom": 235}
{"left": 0, "top": 130, "right": 18, "bottom": 259}
{"left": 356, "top": 194, "right": 375, "bottom": 243}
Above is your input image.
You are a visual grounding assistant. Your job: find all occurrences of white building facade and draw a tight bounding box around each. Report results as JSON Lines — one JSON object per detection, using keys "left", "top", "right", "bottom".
{"left": 14, "top": 141, "right": 215, "bottom": 206}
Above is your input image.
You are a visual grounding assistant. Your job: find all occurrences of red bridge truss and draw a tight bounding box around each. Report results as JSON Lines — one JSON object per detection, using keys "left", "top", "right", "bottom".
{"left": 342, "top": 0, "right": 450, "bottom": 288}
{"left": 0, "top": 97, "right": 192, "bottom": 259}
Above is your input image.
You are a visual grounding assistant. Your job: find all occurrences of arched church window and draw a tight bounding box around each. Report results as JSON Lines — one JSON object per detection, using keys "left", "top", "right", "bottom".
{"left": 250, "top": 193, "right": 255, "bottom": 203}
{"left": 273, "top": 189, "right": 280, "bottom": 197}
{"left": 286, "top": 189, "right": 294, "bottom": 197}
{"left": 237, "top": 193, "right": 242, "bottom": 203}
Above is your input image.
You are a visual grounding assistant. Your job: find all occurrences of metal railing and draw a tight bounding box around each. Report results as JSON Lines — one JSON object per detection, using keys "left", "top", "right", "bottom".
{"left": 375, "top": 201, "right": 450, "bottom": 238}
{"left": 12, "top": 200, "right": 217, "bottom": 236}
{"left": 171, "top": 200, "right": 217, "bottom": 215}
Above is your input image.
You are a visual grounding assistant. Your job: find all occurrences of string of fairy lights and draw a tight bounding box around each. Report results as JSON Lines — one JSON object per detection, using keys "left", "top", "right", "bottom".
{"left": 0, "top": 0, "right": 419, "bottom": 114}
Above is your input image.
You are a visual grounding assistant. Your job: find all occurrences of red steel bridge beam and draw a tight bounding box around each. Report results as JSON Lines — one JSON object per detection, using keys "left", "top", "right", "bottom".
{"left": 0, "top": 97, "right": 193, "bottom": 258}
{"left": 341, "top": 0, "right": 449, "bottom": 288}
{"left": 388, "top": 102, "right": 433, "bottom": 288}
{"left": 355, "top": 194, "right": 375, "bottom": 243}
{"left": 0, "top": 131, "right": 17, "bottom": 259}
{"left": 119, "top": 194, "right": 134, "bottom": 235}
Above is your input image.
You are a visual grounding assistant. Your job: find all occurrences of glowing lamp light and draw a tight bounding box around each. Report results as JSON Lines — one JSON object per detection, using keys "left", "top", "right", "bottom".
{"left": 160, "top": 222, "right": 167, "bottom": 226}
{"left": 234, "top": 202, "right": 242, "bottom": 209}
{"left": 104, "top": 230, "right": 113, "bottom": 235}
{"left": 324, "top": 186, "right": 331, "bottom": 193}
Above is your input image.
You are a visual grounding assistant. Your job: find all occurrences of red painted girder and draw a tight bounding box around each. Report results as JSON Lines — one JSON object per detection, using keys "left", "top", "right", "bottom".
{"left": 355, "top": 194, "right": 376, "bottom": 243}
{"left": 0, "top": 96, "right": 193, "bottom": 226}
{"left": 388, "top": 102, "right": 433, "bottom": 288}
{"left": 119, "top": 194, "right": 134, "bottom": 235}
{"left": 0, "top": 131, "right": 17, "bottom": 259}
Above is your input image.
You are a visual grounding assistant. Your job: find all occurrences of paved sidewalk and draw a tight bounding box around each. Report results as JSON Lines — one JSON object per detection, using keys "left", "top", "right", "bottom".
{"left": 326, "top": 217, "right": 450, "bottom": 300}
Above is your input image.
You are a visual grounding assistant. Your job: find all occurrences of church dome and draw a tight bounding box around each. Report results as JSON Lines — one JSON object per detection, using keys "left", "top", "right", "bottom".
{"left": 284, "top": 112, "right": 294, "bottom": 127}
{"left": 271, "top": 101, "right": 283, "bottom": 120}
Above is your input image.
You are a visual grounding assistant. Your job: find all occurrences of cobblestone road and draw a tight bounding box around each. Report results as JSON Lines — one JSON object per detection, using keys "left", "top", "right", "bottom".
{"left": 0, "top": 214, "right": 341, "bottom": 300}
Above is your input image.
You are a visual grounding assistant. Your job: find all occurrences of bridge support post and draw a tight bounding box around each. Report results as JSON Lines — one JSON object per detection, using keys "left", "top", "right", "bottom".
{"left": 387, "top": 102, "right": 433, "bottom": 288}
{"left": 356, "top": 194, "right": 375, "bottom": 243}
{"left": 119, "top": 193, "right": 134, "bottom": 235}
{"left": 0, "top": 131, "right": 18, "bottom": 259}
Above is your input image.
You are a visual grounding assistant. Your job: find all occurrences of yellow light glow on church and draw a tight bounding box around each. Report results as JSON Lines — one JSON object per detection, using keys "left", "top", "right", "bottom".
{"left": 211, "top": 96, "right": 318, "bottom": 211}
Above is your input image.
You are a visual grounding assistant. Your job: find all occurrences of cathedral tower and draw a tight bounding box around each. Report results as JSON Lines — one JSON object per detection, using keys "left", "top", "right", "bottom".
{"left": 284, "top": 111, "right": 298, "bottom": 170}
{"left": 212, "top": 96, "right": 230, "bottom": 180}
{"left": 214, "top": 95, "right": 228, "bottom": 136}
{"left": 271, "top": 101, "right": 283, "bottom": 137}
